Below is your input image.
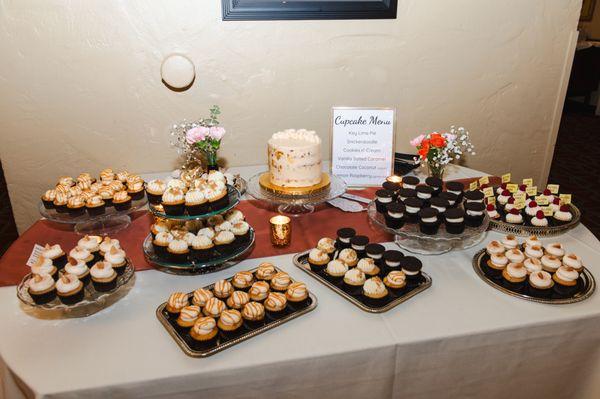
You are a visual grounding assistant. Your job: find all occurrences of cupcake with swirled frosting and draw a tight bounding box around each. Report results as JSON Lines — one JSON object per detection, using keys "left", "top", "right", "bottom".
{"left": 41, "top": 244, "right": 67, "bottom": 268}
{"left": 225, "top": 209, "right": 245, "bottom": 224}
{"left": 218, "top": 309, "right": 243, "bottom": 335}
{"left": 384, "top": 271, "right": 407, "bottom": 293}
{"left": 256, "top": 262, "right": 276, "bottom": 281}
{"left": 226, "top": 291, "right": 250, "bottom": 310}
{"left": 363, "top": 277, "right": 388, "bottom": 301}
{"left": 31, "top": 257, "right": 58, "bottom": 280}
{"left": 270, "top": 272, "right": 291, "bottom": 292}
{"left": 126, "top": 174, "right": 145, "bottom": 200}
{"left": 192, "top": 288, "right": 213, "bottom": 307}
{"left": 167, "top": 239, "right": 189, "bottom": 263}
{"left": 112, "top": 190, "right": 132, "bottom": 211}
{"left": 90, "top": 261, "right": 118, "bottom": 292}
{"left": 563, "top": 253, "right": 583, "bottom": 272}
{"left": 307, "top": 248, "right": 330, "bottom": 272}
{"left": 177, "top": 305, "right": 201, "bottom": 328}
{"left": 264, "top": 292, "right": 288, "bottom": 316}
{"left": 231, "top": 271, "right": 254, "bottom": 291}
{"left": 203, "top": 297, "right": 226, "bottom": 318}
{"left": 104, "top": 246, "right": 127, "bottom": 274}
{"left": 78, "top": 235, "right": 101, "bottom": 261}
{"left": 56, "top": 273, "right": 85, "bottom": 304}
{"left": 185, "top": 188, "right": 208, "bottom": 215}
{"left": 248, "top": 281, "right": 270, "bottom": 302}
{"left": 502, "top": 262, "right": 527, "bottom": 288}
{"left": 41, "top": 189, "right": 57, "bottom": 209}
{"left": 553, "top": 265, "right": 579, "bottom": 293}
{"left": 286, "top": 282, "right": 309, "bottom": 305}
{"left": 190, "top": 317, "right": 218, "bottom": 342}
{"left": 242, "top": 302, "right": 265, "bottom": 327}
{"left": 28, "top": 273, "right": 56, "bottom": 304}
{"left": 553, "top": 205, "right": 573, "bottom": 225}
{"left": 145, "top": 179, "right": 166, "bottom": 205}
{"left": 231, "top": 221, "right": 251, "bottom": 244}
{"left": 317, "top": 237, "right": 336, "bottom": 255}
{"left": 213, "top": 279, "right": 234, "bottom": 299}
{"left": 529, "top": 270, "right": 554, "bottom": 295}
{"left": 161, "top": 188, "right": 185, "bottom": 216}
{"left": 214, "top": 231, "right": 235, "bottom": 253}
{"left": 325, "top": 259, "right": 348, "bottom": 283}
{"left": 153, "top": 231, "right": 173, "bottom": 259}
{"left": 65, "top": 257, "right": 91, "bottom": 284}
{"left": 69, "top": 246, "right": 94, "bottom": 265}
{"left": 357, "top": 258, "right": 380, "bottom": 277}
{"left": 338, "top": 248, "right": 358, "bottom": 267}
{"left": 343, "top": 268, "right": 366, "bottom": 295}
{"left": 86, "top": 195, "right": 106, "bottom": 216}
{"left": 191, "top": 234, "right": 214, "bottom": 261}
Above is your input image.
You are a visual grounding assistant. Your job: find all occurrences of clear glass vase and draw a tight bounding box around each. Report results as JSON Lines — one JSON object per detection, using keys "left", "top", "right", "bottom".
{"left": 205, "top": 150, "right": 219, "bottom": 171}
{"left": 427, "top": 161, "right": 445, "bottom": 179}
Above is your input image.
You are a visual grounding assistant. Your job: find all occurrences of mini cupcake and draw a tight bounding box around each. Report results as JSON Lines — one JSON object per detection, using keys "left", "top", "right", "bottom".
{"left": 185, "top": 189, "right": 208, "bottom": 216}
{"left": 316, "top": 237, "right": 336, "bottom": 255}
{"left": 213, "top": 279, "right": 234, "bottom": 299}
{"left": 177, "top": 305, "right": 201, "bottom": 328}
{"left": 97, "top": 187, "right": 114, "bottom": 208}
{"left": 552, "top": 265, "right": 579, "bottom": 295}
{"left": 486, "top": 241, "right": 505, "bottom": 256}
{"left": 505, "top": 208, "right": 523, "bottom": 224}
{"left": 549, "top": 197, "right": 561, "bottom": 213}
{"left": 528, "top": 270, "right": 554, "bottom": 296}
{"left": 464, "top": 202, "right": 486, "bottom": 227}
{"left": 416, "top": 185, "right": 434, "bottom": 203}
{"left": 69, "top": 246, "right": 94, "bottom": 265}
{"left": 66, "top": 196, "right": 86, "bottom": 216}
{"left": 215, "top": 221, "right": 233, "bottom": 233}
{"left": 264, "top": 292, "right": 288, "bottom": 317}
{"left": 161, "top": 188, "right": 185, "bottom": 216}
{"left": 338, "top": 248, "right": 358, "bottom": 267}
{"left": 336, "top": 227, "right": 356, "bottom": 249}
{"left": 286, "top": 282, "right": 309, "bottom": 307}
{"left": 190, "top": 317, "right": 219, "bottom": 342}
{"left": 430, "top": 197, "right": 449, "bottom": 214}
{"left": 145, "top": 179, "right": 166, "bottom": 205}
{"left": 524, "top": 235, "right": 540, "bottom": 248}
{"left": 439, "top": 191, "right": 459, "bottom": 208}
{"left": 207, "top": 214, "right": 225, "bottom": 227}
{"left": 203, "top": 297, "right": 226, "bottom": 318}
{"left": 398, "top": 188, "right": 417, "bottom": 202}
{"left": 501, "top": 234, "right": 519, "bottom": 249}
{"left": 126, "top": 175, "right": 145, "bottom": 200}
{"left": 28, "top": 273, "right": 57, "bottom": 304}
{"left": 486, "top": 203, "right": 500, "bottom": 220}
{"left": 425, "top": 176, "right": 443, "bottom": 196}
{"left": 225, "top": 209, "right": 245, "bottom": 224}
{"left": 213, "top": 231, "right": 236, "bottom": 254}
{"left": 242, "top": 302, "right": 266, "bottom": 327}
{"left": 31, "top": 257, "right": 58, "bottom": 281}
{"left": 350, "top": 236, "right": 369, "bottom": 258}
{"left": 78, "top": 235, "right": 102, "bottom": 261}
{"left": 167, "top": 239, "right": 189, "bottom": 263}
{"left": 325, "top": 259, "right": 348, "bottom": 283}
{"left": 385, "top": 202, "right": 406, "bottom": 230}
{"left": 505, "top": 248, "right": 525, "bottom": 264}
{"left": 218, "top": 309, "right": 243, "bottom": 336}
{"left": 190, "top": 234, "right": 214, "bottom": 262}
{"left": 382, "top": 250, "right": 404, "bottom": 275}
{"left": 383, "top": 271, "right": 407, "bottom": 294}
{"left": 181, "top": 231, "right": 197, "bottom": 247}
{"left": 226, "top": 291, "right": 251, "bottom": 310}
{"left": 41, "top": 189, "right": 56, "bottom": 209}
{"left": 444, "top": 208, "right": 465, "bottom": 234}
{"left": 540, "top": 254, "right": 561, "bottom": 273}
{"left": 418, "top": 207, "right": 440, "bottom": 235}
{"left": 231, "top": 221, "right": 251, "bottom": 245}
{"left": 99, "top": 237, "right": 120, "bottom": 257}
{"left": 545, "top": 243, "right": 565, "bottom": 259}
{"left": 404, "top": 197, "right": 423, "bottom": 224}
{"left": 197, "top": 227, "right": 216, "bottom": 241}
{"left": 486, "top": 253, "right": 508, "bottom": 278}
{"left": 206, "top": 183, "right": 230, "bottom": 211}
{"left": 357, "top": 258, "right": 380, "bottom": 277}
{"left": 523, "top": 258, "right": 543, "bottom": 274}
{"left": 365, "top": 243, "right": 385, "bottom": 265}
{"left": 374, "top": 189, "right": 394, "bottom": 213}
{"left": 90, "top": 261, "right": 118, "bottom": 292}
{"left": 401, "top": 176, "right": 419, "bottom": 190}
{"left": 553, "top": 205, "right": 573, "bottom": 225}
{"left": 231, "top": 271, "right": 254, "bottom": 291}
{"left": 256, "top": 262, "right": 277, "bottom": 281}
{"left": 64, "top": 257, "right": 91, "bottom": 285}
{"left": 343, "top": 268, "right": 366, "bottom": 295}
{"left": 270, "top": 272, "right": 291, "bottom": 292}
{"left": 249, "top": 281, "right": 270, "bottom": 302}
{"left": 445, "top": 181, "right": 464, "bottom": 200}
{"left": 153, "top": 231, "right": 173, "bottom": 259}
{"left": 112, "top": 191, "right": 132, "bottom": 211}
{"left": 401, "top": 256, "right": 423, "bottom": 282}
{"left": 53, "top": 191, "right": 68, "bottom": 213}
{"left": 192, "top": 288, "right": 214, "bottom": 307}
{"left": 530, "top": 211, "right": 548, "bottom": 227}
{"left": 382, "top": 180, "right": 401, "bottom": 199}
{"left": 86, "top": 195, "right": 106, "bottom": 216}
{"left": 525, "top": 245, "right": 544, "bottom": 260}
{"left": 563, "top": 253, "right": 583, "bottom": 272}
{"left": 363, "top": 277, "right": 388, "bottom": 303}
{"left": 41, "top": 244, "right": 67, "bottom": 269}
{"left": 56, "top": 273, "right": 85, "bottom": 305}
{"left": 307, "top": 248, "right": 330, "bottom": 272}
{"left": 104, "top": 246, "right": 128, "bottom": 274}
{"left": 502, "top": 262, "right": 527, "bottom": 289}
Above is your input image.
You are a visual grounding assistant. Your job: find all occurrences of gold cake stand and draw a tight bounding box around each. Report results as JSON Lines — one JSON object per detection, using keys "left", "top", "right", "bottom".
{"left": 247, "top": 171, "right": 346, "bottom": 216}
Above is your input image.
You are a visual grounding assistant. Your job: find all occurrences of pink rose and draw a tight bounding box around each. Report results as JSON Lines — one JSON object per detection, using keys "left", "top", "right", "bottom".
{"left": 209, "top": 126, "right": 226, "bottom": 141}
{"left": 410, "top": 134, "right": 426, "bottom": 147}
{"left": 186, "top": 126, "right": 209, "bottom": 144}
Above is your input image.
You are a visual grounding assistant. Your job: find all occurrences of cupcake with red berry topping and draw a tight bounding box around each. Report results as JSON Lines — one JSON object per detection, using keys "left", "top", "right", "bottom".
{"left": 553, "top": 205, "right": 573, "bottom": 225}
{"left": 530, "top": 210, "right": 548, "bottom": 227}
{"left": 505, "top": 208, "right": 523, "bottom": 224}
{"left": 486, "top": 203, "right": 500, "bottom": 220}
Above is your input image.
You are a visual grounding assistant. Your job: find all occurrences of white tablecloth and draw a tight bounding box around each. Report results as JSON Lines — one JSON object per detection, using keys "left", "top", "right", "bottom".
{"left": 2, "top": 165, "right": 600, "bottom": 399}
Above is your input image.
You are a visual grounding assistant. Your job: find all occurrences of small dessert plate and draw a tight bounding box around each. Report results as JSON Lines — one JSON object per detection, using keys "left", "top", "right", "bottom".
{"left": 156, "top": 266, "right": 317, "bottom": 358}
{"left": 293, "top": 250, "right": 431, "bottom": 313}
{"left": 472, "top": 249, "right": 595, "bottom": 304}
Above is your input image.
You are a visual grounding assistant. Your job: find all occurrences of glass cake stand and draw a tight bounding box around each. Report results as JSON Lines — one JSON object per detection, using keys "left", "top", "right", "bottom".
{"left": 368, "top": 201, "right": 489, "bottom": 255}
{"left": 148, "top": 185, "right": 241, "bottom": 220}
{"left": 38, "top": 195, "right": 148, "bottom": 236}
{"left": 142, "top": 228, "right": 255, "bottom": 275}
{"left": 246, "top": 171, "right": 347, "bottom": 216}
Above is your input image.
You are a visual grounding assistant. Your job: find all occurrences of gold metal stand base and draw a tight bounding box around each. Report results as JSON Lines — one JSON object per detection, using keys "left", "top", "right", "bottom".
{"left": 258, "top": 172, "right": 330, "bottom": 196}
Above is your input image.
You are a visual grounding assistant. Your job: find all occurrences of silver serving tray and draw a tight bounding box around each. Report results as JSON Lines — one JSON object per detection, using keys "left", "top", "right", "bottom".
{"left": 156, "top": 266, "right": 317, "bottom": 357}
{"left": 293, "top": 250, "right": 431, "bottom": 313}
{"left": 472, "top": 249, "right": 595, "bottom": 304}
{"left": 16, "top": 258, "right": 136, "bottom": 318}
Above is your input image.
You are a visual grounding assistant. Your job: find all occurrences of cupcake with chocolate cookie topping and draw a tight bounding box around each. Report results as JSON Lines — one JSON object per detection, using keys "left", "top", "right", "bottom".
{"left": 404, "top": 197, "right": 423, "bottom": 224}
{"left": 416, "top": 185, "right": 434, "bottom": 202}
{"left": 464, "top": 202, "right": 486, "bottom": 227}
{"left": 418, "top": 207, "right": 440, "bottom": 235}
{"left": 444, "top": 208, "right": 465, "bottom": 234}
{"left": 445, "top": 181, "right": 465, "bottom": 201}
{"left": 382, "top": 250, "right": 404, "bottom": 275}
{"left": 401, "top": 256, "right": 423, "bottom": 282}
{"left": 425, "top": 176, "right": 443, "bottom": 196}
{"left": 336, "top": 227, "right": 356, "bottom": 250}
{"left": 365, "top": 243, "right": 385, "bottom": 266}
{"left": 385, "top": 202, "right": 405, "bottom": 230}
{"left": 375, "top": 189, "right": 394, "bottom": 213}
{"left": 350, "top": 236, "right": 369, "bottom": 259}
{"left": 402, "top": 176, "right": 419, "bottom": 190}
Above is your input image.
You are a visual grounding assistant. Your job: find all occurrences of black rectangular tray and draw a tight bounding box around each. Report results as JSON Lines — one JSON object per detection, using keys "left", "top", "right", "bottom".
{"left": 156, "top": 266, "right": 318, "bottom": 357}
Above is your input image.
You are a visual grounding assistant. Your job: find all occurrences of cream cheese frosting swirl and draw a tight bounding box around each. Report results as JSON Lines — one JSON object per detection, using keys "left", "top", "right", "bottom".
{"left": 146, "top": 179, "right": 166, "bottom": 195}
{"left": 185, "top": 189, "right": 206, "bottom": 205}
{"left": 154, "top": 231, "right": 173, "bottom": 246}
{"left": 326, "top": 259, "right": 348, "bottom": 276}
{"left": 214, "top": 230, "right": 235, "bottom": 245}
{"left": 162, "top": 188, "right": 185, "bottom": 204}
{"left": 215, "top": 221, "right": 233, "bottom": 232}
{"left": 192, "top": 234, "right": 213, "bottom": 250}
{"left": 308, "top": 248, "right": 329, "bottom": 264}
{"left": 357, "top": 258, "right": 377, "bottom": 274}
{"left": 338, "top": 248, "right": 358, "bottom": 265}
{"left": 363, "top": 277, "right": 387, "bottom": 296}
{"left": 168, "top": 239, "right": 188, "bottom": 253}
{"left": 197, "top": 227, "right": 216, "bottom": 240}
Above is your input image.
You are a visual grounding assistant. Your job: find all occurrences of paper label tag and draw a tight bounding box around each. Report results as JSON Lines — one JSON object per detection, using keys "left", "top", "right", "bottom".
{"left": 514, "top": 199, "right": 526, "bottom": 209}
{"left": 482, "top": 187, "right": 494, "bottom": 198}
{"left": 26, "top": 244, "right": 46, "bottom": 267}
{"left": 542, "top": 207, "right": 554, "bottom": 216}
{"left": 469, "top": 181, "right": 478, "bottom": 191}
{"left": 501, "top": 173, "right": 511, "bottom": 183}
{"left": 522, "top": 178, "right": 533, "bottom": 187}
{"left": 479, "top": 176, "right": 489, "bottom": 186}
{"left": 547, "top": 184, "right": 559, "bottom": 194}
{"left": 535, "top": 195, "right": 549, "bottom": 206}
{"left": 487, "top": 196, "right": 496, "bottom": 206}
{"left": 507, "top": 183, "right": 518, "bottom": 193}
{"left": 559, "top": 194, "right": 572, "bottom": 205}
{"left": 525, "top": 186, "right": 537, "bottom": 197}
{"left": 513, "top": 192, "right": 526, "bottom": 201}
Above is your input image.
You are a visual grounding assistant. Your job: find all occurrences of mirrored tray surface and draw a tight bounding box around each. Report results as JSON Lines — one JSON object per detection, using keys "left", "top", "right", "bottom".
{"left": 488, "top": 203, "right": 581, "bottom": 237}
{"left": 472, "top": 249, "right": 595, "bottom": 304}
{"left": 148, "top": 185, "right": 241, "bottom": 220}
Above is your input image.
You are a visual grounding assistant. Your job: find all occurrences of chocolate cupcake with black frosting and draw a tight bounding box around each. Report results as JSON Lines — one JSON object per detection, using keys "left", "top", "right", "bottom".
{"left": 418, "top": 207, "right": 440, "bottom": 235}
{"left": 425, "top": 176, "right": 443, "bottom": 196}
{"left": 375, "top": 189, "right": 394, "bottom": 213}
{"left": 404, "top": 197, "right": 423, "bottom": 224}
{"left": 444, "top": 207, "right": 465, "bottom": 234}
{"left": 464, "top": 202, "right": 486, "bottom": 227}
{"left": 350, "top": 235, "right": 369, "bottom": 259}
{"left": 402, "top": 176, "right": 419, "bottom": 190}
{"left": 336, "top": 227, "right": 356, "bottom": 250}
{"left": 385, "top": 202, "right": 405, "bottom": 229}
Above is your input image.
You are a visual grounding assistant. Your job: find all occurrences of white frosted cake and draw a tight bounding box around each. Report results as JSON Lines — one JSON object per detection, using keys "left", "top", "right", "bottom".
{"left": 267, "top": 129, "right": 322, "bottom": 188}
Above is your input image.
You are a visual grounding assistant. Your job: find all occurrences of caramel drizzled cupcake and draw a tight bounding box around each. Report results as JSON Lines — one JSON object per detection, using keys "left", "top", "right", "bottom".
{"left": 28, "top": 274, "right": 56, "bottom": 304}
{"left": 217, "top": 309, "right": 243, "bottom": 335}
{"left": 248, "top": 281, "right": 270, "bottom": 302}
{"left": 203, "top": 297, "right": 226, "bottom": 318}
{"left": 255, "top": 262, "right": 276, "bottom": 281}
{"left": 112, "top": 191, "right": 132, "bottom": 211}
{"left": 384, "top": 271, "right": 406, "bottom": 294}
{"left": 97, "top": 186, "right": 114, "bottom": 207}
{"left": 231, "top": 271, "right": 254, "bottom": 291}
{"left": 177, "top": 305, "right": 201, "bottom": 328}
{"left": 41, "top": 189, "right": 56, "bottom": 209}
{"left": 165, "top": 292, "right": 189, "bottom": 315}
{"left": 270, "top": 272, "right": 291, "bottom": 292}
{"left": 67, "top": 195, "right": 86, "bottom": 216}
{"left": 86, "top": 195, "right": 106, "bottom": 216}
{"left": 192, "top": 288, "right": 214, "bottom": 307}
{"left": 264, "top": 292, "right": 288, "bottom": 318}
{"left": 190, "top": 317, "right": 218, "bottom": 342}
{"left": 286, "top": 282, "right": 309, "bottom": 307}
{"left": 226, "top": 291, "right": 250, "bottom": 310}
{"left": 53, "top": 191, "right": 68, "bottom": 213}
{"left": 126, "top": 174, "right": 145, "bottom": 200}
{"left": 213, "top": 279, "right": 234, "bottom": 299}
{"left": 242, "top": 302, "right": 265, "bottom": 327}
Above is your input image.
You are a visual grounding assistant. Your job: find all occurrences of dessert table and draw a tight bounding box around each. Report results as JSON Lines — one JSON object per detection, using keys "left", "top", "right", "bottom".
{"left": 2, "top": 164, "right": 600, "bottom": 399}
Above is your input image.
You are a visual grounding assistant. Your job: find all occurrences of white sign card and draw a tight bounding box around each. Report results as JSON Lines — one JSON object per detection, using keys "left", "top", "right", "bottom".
{"left": 331, "top": 107, "right": 395, "bottom": 187}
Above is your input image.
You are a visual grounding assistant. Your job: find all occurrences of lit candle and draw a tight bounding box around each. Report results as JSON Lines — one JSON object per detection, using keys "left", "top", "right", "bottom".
{"left": 383, "top": 175, "right": 402, "bottom": 195}
{"left": 386, "top": 175, "right": 402, "bottom": 184}
{"left": 269, "top": 215, "right": 291, "bottom": 247}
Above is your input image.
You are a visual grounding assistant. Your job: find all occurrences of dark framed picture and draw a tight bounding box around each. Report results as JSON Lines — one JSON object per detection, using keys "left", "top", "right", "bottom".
{"left": 222, "top": 0, "right": 398, "bottom": 21}
{"left": 580, "top": 0, "right": 596, "bottom": 21}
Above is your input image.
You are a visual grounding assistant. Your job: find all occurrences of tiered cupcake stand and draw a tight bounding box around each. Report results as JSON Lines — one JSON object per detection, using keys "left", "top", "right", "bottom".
{"left": 143, "top": 185, "right": 255, "bottom": 275}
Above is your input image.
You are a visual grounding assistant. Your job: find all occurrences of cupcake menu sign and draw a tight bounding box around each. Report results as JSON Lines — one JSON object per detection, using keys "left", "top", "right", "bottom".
{"left": 331, "top": 107, "right": 395, "bottom": 187}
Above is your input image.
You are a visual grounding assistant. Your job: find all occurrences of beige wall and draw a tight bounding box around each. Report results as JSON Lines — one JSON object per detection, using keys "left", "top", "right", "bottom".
{"left": 580, "top": 1, "right": 600, "bottom": 38}
{"left": 0, "top": 0, "right": 582, "bottom": 232}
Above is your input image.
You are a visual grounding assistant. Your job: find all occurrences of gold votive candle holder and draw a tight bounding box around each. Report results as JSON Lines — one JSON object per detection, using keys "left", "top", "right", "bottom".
{"left": 270, "top": 215, "right": 291, "bottom": 247}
